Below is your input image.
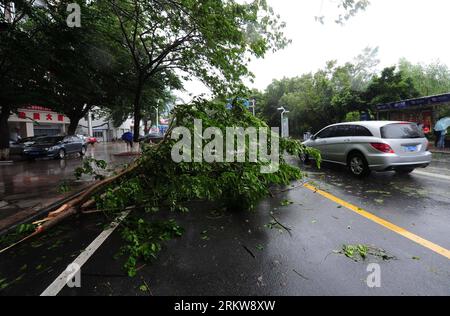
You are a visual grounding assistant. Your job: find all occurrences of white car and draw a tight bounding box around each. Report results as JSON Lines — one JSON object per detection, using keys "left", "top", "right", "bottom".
{"left": 302, "top": 121, "right": 432, "bottom": 177}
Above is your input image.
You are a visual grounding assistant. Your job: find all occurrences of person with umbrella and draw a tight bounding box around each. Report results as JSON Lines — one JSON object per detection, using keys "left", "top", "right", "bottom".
{"left": 434, "top": 117, "right": 450, "bottom": 149}
{"left": 121, "top": 131, "right": 134, "bottom": 152}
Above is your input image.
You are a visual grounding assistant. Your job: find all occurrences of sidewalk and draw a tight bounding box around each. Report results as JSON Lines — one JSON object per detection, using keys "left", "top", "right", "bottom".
{"left": 428, "top": 144, "right": 450, "bottom": 155}
{"left": 0, "top": 143, "right": 135, "bottom": 234}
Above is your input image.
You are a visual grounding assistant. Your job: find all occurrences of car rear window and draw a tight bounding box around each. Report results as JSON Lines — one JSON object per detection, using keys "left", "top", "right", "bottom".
{"left": 380, "top": 123, "right": 424, "bottom": 139}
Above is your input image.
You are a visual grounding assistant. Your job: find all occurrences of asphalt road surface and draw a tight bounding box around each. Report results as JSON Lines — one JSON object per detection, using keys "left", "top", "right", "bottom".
{"left": 0, "top": 142, "right": 135, "bottom": 232}
{"left": 0, "top": 156, "right": 449, "bottom": 296}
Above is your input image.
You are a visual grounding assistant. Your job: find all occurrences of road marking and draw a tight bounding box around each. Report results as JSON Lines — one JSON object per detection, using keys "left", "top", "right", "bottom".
{"left": 40, "top": 211, "right": 130, "bottom": 296}
{"left": 303, "top": 183, "right": 450, "bottom": 260}
{"left": 413, "top": 170, "right": 450, "bottom": 182}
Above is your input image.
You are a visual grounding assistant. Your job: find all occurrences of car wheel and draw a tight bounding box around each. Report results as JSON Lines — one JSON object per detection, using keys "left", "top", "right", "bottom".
{"left": 348, "top": 152, "right": 371, "bottom": 178}
{"left": 395, "top": 168, "right": 414, "bottom": 175}
{"left": 80, "top": 146, "right": 87, "bottom": 156}
{"left": 57, "top": 149, "right": 66, "bottom": 160}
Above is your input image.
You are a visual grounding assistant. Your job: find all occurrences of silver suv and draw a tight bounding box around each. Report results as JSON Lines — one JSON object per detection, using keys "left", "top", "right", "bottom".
{"left": 302, "top": 121, "right": 432, "bottom": 177}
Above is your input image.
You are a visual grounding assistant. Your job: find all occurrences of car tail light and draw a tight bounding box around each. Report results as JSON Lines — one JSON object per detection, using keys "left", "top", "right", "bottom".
{"left": 371, "top": 143, "right": 394, "bottom": 153}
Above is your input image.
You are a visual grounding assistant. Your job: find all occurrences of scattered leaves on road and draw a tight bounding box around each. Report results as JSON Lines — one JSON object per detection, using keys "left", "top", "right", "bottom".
{"left": 200, "top": 230, "right": 210, "bottom": 240}
{"left": 365, "top": 190, "right": 391, "bottom": 195}
{"left": 280, "top": 199, "right": 294, "bottom": 206}
{"left": 338, "top": 244, "right": 395, "bottom": 262}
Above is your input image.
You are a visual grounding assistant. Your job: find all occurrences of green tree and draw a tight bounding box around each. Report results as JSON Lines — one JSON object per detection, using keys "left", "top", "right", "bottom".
{"left": 0, "top": 1, "right": 44, "bottom": 150}
{"left": 364, "top": 66, "right": 419, "bottom": 106}
{"left": 33, "top": 0, "right": 134, "bottom": 135}
{"left": 398, "top": 58, "right": 450, "bottom": 96}
{"left": 103, "top": 0, "right": 290, "bottom": 141}
{"left": 260, "top": 59, "right": 371, "bottom": 136}
{"left": 315, "top": 0, "right": 370, "bottom": 25}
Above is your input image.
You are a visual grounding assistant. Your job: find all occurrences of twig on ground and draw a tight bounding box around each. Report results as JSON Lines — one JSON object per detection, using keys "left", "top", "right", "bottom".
{"left": 270, "top": 181, "right": 307, "bottom": 196}
{"left": 293, "top": 269, "right": 309, "bottom": 280}
{"left": 270, "top": 214, "right": 292, "bottom": 237}
{"left": 242, "top": 245, "right": 256, "bottom": 258}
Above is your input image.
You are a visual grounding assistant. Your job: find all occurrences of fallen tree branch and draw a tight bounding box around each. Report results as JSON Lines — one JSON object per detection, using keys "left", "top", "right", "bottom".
{"left": 269, "top": 181, "right": 307, "bottom": 196}
{"left": 0, "top": 118, "right": 179, "bottom": 254}
{"left": 270, "top": 214, "right": 292, "bottom": 237}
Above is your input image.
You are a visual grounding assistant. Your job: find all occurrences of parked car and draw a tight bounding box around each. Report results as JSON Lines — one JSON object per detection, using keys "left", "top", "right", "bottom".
{"left": 9, "top": 140, "right": 25, "bottom": 156}
{"left": 301, "top": 121, "right": 432, "bottom": 177}
{"left": 9, "top": 137, "right": 38, "bottom": 157}
{"left": 23, "top": 135, "right": 87, "bottom": 160}
{"left": 139, "top": 133, "right": 164, "bottom": 144}
{"left": 76, "top": 134, "right": 88, "bottom": 144}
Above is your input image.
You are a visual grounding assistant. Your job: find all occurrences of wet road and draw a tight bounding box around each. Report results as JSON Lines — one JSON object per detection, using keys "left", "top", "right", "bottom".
{"left": 0, "top": 143, "right": 135, "bottom": 232}
{"left": 0, "top": 155, "right": 449, "bottom": 296}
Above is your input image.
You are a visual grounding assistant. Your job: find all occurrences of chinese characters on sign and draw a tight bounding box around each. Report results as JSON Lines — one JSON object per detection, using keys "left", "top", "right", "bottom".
{"left": 16, "top": 111, "right": 66, "bottom": 122}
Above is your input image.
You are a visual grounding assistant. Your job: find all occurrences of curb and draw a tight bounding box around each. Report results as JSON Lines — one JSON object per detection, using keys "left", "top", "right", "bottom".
{"left": 0, "top": 187, "right": 87, "bottom": 238}
{"left": 430, "top": 150, "right": 450, "bottom": 155}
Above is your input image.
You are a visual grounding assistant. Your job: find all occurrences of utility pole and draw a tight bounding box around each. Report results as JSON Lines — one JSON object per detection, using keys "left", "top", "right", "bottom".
{"left": 155, "top": 107, "right": 159, "bottom": 133}
{"left": 250, "top": 98, "right": 256, "bottom": 116}
{"left": 277, "top": 106, "right": 290, "bottom": 138}
{"left": 87, "top": 109, "right": 93, "bottom": 137}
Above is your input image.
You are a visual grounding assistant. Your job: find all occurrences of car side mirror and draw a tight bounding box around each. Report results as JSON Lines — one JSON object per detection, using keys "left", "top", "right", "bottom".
{"left": 310, "top": 135, "right": 316, "bottom": 141}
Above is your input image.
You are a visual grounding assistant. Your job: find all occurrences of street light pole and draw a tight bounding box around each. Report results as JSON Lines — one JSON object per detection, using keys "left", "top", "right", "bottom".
{"left": 277, "top": 106, "right": 290, "bottom": 138}
{"left": 155, "top": 107, "right": 159, "bottom": 132}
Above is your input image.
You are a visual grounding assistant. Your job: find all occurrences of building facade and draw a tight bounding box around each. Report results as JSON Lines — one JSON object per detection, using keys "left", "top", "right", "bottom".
{"left": 7, "top": 106, "right": 142, "bottom": 141}
{"left": 76, "top": 115, "right": 137, "bottom": 142}
{"left": 375, "top": 93, "right": 450, "bottom": 133}
{"left": 8, "top": 106, "right": 70, "bottom": 139}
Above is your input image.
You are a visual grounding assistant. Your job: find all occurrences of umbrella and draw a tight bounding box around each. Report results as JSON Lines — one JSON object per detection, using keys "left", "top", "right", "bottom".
{"left": 434, "top": 117, "right": 450, "bottom": 131}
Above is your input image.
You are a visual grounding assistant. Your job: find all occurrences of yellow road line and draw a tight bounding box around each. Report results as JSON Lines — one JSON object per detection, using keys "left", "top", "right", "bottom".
{"left": 303, "top": 183, "right": 450, "bottom": 260}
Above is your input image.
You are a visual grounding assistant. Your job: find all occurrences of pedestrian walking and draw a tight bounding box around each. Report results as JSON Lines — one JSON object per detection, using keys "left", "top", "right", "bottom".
{"left": 434, "top": 117, "right": 450, "bottom": 149}
{"left": 121, "top": 131, "right": 134, "bottom": 152}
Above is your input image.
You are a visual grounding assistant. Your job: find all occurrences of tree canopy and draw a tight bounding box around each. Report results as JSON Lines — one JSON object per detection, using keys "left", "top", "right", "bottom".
{"left": 256, "top": 52, "right": 447, "bottom": 136}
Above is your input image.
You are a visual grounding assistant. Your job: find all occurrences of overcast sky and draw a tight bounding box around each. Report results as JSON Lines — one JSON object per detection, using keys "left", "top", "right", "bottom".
{"left": 178, "top": 0, "right": 450, "bottom": 100}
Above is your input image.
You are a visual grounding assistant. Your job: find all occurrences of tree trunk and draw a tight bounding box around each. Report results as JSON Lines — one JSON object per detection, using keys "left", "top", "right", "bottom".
{"left": 67, "top": 113, "right": 82, "bottom": 135}
{"left": 67, "top": 119, "right": 79, "bottom": 136}
{"left": 0, "top": 105, "right": 11, "bottom": 150}
{"left": 133, "top": 82, "right": 143, "bottom": 142}
{"left": 144, "top": 120, "right": 149, "bottom": 134}
{"left": 67, "top": 105, "right": 91, "bottom": 135}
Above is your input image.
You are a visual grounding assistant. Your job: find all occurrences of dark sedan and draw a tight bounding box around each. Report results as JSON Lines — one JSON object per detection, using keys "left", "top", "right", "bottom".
{"left": 23, "top": 135, "right": 87, "bottom": 159}
{"left": 9, "top": 137, "right": 38, "bottom": 157}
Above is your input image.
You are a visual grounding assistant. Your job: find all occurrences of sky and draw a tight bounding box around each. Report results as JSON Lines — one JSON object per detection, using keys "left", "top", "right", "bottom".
{"left": 178, "top": 0, "right": 450, "bottom": 100}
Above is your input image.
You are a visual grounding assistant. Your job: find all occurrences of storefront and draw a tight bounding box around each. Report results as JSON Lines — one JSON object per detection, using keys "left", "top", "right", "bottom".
{"left": 375, "top": 93, "right": 450, "bottom": 134}
{"left": 8, "top": 106, "right": 70, "bottom": 138}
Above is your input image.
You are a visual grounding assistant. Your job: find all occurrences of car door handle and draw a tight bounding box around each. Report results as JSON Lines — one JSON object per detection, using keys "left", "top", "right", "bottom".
{"left": 344, "top": 138, "right": 351, "bottom": 142}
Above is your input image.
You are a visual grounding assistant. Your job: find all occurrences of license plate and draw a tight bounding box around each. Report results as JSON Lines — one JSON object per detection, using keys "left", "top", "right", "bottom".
{"left": 404, "top": 145, "right": 417, "bottom": 152}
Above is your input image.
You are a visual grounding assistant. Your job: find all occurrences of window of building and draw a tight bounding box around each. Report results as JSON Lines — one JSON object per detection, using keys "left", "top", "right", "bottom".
{"left": 93, "top": 131, "right": 104, "bottom": 138}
